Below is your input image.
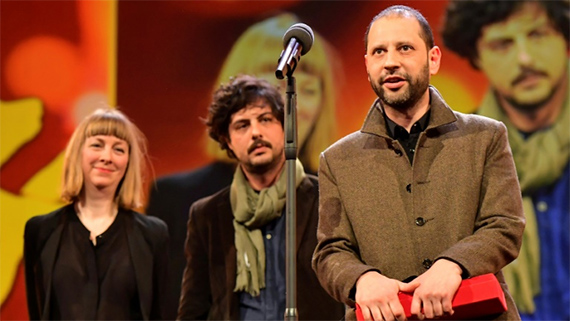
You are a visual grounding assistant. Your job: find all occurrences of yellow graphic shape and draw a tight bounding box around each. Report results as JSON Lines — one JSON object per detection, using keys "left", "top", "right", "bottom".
{"left": 1, "top": 99, "right": 43, "bottom": 164}
{"left": 432, "top": 71, "right": 478, "bottom": 114}
{"left": 0, "top": 99, "right": 64, "bottom": 303}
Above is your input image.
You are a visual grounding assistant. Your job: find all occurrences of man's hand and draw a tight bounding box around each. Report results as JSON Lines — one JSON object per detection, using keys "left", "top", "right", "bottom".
{"left": 355, "top": 271, "right": 416, "bottom": 321}
{"left": 399, "top": 259, "right": 462, "bottom": 319}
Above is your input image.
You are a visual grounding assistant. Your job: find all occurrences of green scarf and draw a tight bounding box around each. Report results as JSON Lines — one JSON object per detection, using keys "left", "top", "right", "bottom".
{"left": 478, "top": 89, "right": 569, "bottom": 313}
{"left": 230, "top": 159, "right": 306, "bottom": 296}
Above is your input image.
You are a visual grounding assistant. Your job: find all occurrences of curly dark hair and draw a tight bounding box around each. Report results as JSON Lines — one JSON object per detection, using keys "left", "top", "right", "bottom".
{"left": 441, "top": 0, "right": 569, "bottom": 69}
{"left": 204, "top": 74, "right": 284, "bottom": 159}
{"left": 365, "top": 5, "right": 435, "bottom": 52}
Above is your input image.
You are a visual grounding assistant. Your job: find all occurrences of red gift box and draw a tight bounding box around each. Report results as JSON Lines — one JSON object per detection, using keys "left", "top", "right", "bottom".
{"left": 355, "top": 273, "right": 507, "bottom": 320}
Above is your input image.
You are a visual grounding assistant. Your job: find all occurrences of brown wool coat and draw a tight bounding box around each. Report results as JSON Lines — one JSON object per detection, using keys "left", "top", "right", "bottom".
{"left": 177, "top": 175, "right": 345, "bottom": 320}
{"left": 312, "top": 86, "right": 525, "bottom": 321}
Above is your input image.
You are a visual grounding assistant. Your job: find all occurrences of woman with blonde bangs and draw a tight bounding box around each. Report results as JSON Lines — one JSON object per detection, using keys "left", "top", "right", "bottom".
{"left": 24, "top": 108, "right": 168, "bottom": 320}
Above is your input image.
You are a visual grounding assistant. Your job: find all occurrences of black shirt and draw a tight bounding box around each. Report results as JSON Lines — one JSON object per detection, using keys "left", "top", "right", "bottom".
{"left": 383, "top": 108, "right": 431, "bottom": 165}
{"left": 51, "top": 209, "right": 142, "bottom": 320}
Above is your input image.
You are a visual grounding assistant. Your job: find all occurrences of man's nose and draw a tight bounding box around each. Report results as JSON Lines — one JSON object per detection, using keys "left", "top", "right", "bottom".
{"left": 251, "top": 121, "right": 262, "bottom": 138}
{"left": 384, "top": 50, "right": 401, "bottom": 71}
{"left": 515, "top": 37, "right": 533, "bottom": 67}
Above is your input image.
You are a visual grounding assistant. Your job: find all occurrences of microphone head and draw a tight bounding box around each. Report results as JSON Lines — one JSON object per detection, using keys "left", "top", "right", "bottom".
{"left": 283, "top": 23, "right": 314, "bottom": 55}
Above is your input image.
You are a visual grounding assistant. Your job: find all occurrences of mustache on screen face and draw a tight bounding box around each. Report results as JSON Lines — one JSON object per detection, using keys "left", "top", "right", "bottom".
{"left": 511, "top": 67, "right": 548, "bottom": 86}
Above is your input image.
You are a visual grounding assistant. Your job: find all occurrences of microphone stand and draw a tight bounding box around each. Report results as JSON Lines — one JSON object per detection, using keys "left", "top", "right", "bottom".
{"left": 276, "top": 35, "right": 304, "bottom": 321}
{"left": 283, "top": 73, "right": 298, "bottom": 321}
{"left": 285, "top": 70, "right": 299, "bottom": 321}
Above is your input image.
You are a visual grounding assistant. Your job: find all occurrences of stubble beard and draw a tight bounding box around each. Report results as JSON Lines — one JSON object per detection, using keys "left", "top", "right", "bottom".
{"left": 372, "top": 63, "right": 430, "bottom": 111}
{"left": 243, "top": 152, "right": 282, "bottom": 175}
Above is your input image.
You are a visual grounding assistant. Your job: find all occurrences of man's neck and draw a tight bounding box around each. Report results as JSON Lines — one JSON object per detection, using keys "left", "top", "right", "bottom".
{"left": 383, "top": 90, "right": 431, "bottom": 132}
{"left": 498, "top": 76, "right": 567, "bottom": 133}
{"left": 241, "top": 160, "right": 285, "bottom": 191}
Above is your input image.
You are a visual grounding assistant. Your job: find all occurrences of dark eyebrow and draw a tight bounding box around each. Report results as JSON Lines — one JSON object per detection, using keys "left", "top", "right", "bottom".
{"left": 232, "top": 119, "right": 250, "bottom": 126}
{"left": 258, "top": 112, "right": 274, "bottom": 118}
{"left": 369, "top": 43, "right": 386, "bottom": 51}
{"left": 395, "top": 40, "right": 414, "bottom": 47}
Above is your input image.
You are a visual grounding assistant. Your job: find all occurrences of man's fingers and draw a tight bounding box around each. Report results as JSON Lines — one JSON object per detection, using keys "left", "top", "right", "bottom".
{"left": 388, "top": 300, "right": 408, "bottom": 321}
{"left": 423, "top": 299, "right": 435, "bottom": 319}
{"left": 442, "top": 296, "right": 454, "bottom": 315}
{"left": 361, "top": 305, "right": 373, "bottom": 321}
{"left": 379, "top": 302, "right": 396, "bottom": 321}
{"left": 410, "top": 294, "right": 424, "bottom": 320}
{"left": 398, "top": 280, "right": 419, "bottom": 293}
{"left": 432, "top": 299, "right": 444, "bottom": 317}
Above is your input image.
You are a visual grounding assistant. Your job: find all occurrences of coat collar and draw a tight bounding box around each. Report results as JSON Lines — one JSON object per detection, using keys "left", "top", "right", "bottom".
{"left": 361, "top": 86, "right": 458, "bottom": 138}
{"left": 124, "top": 211, "right": 153, "bottom": 321}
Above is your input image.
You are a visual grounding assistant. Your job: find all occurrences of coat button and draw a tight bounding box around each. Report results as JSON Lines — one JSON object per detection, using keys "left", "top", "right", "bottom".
{"left": 406, "top": 184, "right": 412, "bottom": 193}
{"left": 422, "top": 258, "right": 433, "bottom": 269}
{"left": 415, "top": 217, "right": 425, "bottom": 226}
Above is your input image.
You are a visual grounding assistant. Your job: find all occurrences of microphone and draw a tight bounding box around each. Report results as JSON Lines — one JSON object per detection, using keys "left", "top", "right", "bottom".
{"left": 275, "top": 23, "right": 314, "bottom": 79}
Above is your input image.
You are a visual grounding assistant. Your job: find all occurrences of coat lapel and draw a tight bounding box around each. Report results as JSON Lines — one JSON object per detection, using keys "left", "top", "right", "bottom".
{"left": 125, "top": 212, "right": 153, "bottom": 321}
{"left": 39, "top": 218, "right": 65, "bottom": 320}
{"left": 217, "top": 197, "right": 240, "bottom": 320}
{"left": 295, "top": 177, "right": 314, "bottom": 252}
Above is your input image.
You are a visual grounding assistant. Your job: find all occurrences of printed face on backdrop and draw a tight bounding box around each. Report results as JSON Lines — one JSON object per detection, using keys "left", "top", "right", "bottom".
{"left": 365, "top": 15, "right": 441, "bottom": 111}
{"left": 259, "top": 70, "right": 322, "bottom": 145}
{"left": 227, "top": 101, "right": 285, "bottom": 174}
{"left": 81, "top": 135, "right": 129, "bottom": 193}
{"left": 475, "top": 2, "right": 568, "bottom": 112}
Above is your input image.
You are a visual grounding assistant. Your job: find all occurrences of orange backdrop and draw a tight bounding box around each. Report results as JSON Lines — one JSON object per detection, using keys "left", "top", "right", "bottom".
{"left": 1, "top": 1, "right": 488, "bottom": 319}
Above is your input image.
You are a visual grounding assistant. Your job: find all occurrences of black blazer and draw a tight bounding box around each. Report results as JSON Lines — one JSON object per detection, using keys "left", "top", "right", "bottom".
{"left": 177, "top": 175, "right": 345, "bottom": 320}
{"left": 24, "top": 204, "right": 169, "bottom": 320}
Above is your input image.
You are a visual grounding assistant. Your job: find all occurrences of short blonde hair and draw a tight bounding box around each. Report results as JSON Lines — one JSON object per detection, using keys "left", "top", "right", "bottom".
{"left": 61, "top": 108, "right": 148, "bottom": 209}
{"left": 205, "top": 13, "right": 339, "bottom": 172}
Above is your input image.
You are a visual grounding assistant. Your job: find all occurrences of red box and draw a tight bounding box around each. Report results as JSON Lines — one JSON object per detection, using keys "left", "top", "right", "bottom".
{"left": 355, "top": 273, "right": 507, "bottom": 320}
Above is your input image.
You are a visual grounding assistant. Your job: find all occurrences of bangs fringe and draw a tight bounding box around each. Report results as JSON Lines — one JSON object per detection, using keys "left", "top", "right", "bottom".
{"left": 84, "top": 114, "right": 130, "bottom": 142}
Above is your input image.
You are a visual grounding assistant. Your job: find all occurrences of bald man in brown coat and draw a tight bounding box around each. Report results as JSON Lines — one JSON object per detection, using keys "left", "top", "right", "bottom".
{"left": 312, "top": 5, "right": 524, "bottom": 321}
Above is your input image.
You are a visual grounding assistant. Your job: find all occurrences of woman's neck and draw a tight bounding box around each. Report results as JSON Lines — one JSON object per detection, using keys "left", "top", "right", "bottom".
{"left": 76, "top": 188, "right": 119, "bottom": 220}
{"left": 75, "top": 195, "right": 119, "bottom": 245}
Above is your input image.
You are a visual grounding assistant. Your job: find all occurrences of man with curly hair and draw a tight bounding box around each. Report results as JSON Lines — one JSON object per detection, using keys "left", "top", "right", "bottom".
{"left": 442, "top": 1, "right": 569, "bottom": 319}
{"left": 177, "top": 75, "right": 343, "bottom": 320}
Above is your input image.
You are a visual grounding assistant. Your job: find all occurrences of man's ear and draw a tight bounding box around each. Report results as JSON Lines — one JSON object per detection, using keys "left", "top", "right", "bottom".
{"left": 364, "top": 54, "right": 371, "bottom": 82}
{"left": 222, "top": 136, "right": 232, "bottom": 152}
{"left": 428, "top": 46, "right": 442, "bottom": 76}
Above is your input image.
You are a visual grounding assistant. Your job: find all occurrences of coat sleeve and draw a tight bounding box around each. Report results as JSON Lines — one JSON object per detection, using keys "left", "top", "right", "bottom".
{"left": 436, "top": 121, "right": 525, "bottom": 276}
{"left": 24, "top": 217, "right": 41, "bottom": 321}
{"left": 311, "top": 152, "right": 379, "bottom": 307}
{"left": 177, "top": 202, "right": 212, "bottom": 320}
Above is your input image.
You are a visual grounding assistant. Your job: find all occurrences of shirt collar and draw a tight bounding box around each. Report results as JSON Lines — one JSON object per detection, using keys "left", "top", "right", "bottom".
{"left": 379, "top": 104, "right": 431, "bottom": 140}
